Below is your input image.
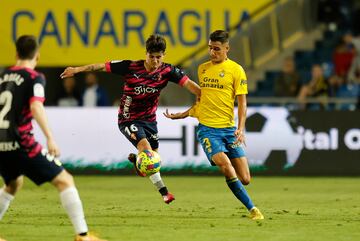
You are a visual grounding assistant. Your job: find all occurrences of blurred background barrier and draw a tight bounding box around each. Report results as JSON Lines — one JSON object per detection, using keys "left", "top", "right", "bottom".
{"left": 33, "top": 107, "right": 360, "bottom": 175}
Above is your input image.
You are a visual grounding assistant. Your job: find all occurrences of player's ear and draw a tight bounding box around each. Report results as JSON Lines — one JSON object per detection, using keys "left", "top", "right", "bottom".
{"left": 35, "top": 52, "right": 40, "bottom": 62}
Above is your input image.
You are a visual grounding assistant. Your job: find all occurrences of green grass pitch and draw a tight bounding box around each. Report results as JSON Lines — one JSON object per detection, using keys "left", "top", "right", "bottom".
{"left": 0, "top": 176, "right": 359, "bottom": 241}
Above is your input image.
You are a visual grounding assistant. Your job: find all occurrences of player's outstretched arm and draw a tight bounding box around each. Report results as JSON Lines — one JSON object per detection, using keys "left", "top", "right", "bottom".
{"left": 163, "top": 108, "right": 190, "bottom": 120}
{"left": 163, "top": 99, "right": 201, "bottom": 120}
{"left": 60, "top": 63, "right": 106, "bottom": 79}
{"left": 30, "top": 101, "right": 60, "bottom": 157}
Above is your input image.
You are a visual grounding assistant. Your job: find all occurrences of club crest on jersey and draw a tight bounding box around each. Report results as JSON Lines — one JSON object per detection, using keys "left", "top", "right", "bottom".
{"left": 219, "top": 70, "right": 225, "bottom": 77}
{"left": 151, "top": 73, "right": 162, "bottom": 81}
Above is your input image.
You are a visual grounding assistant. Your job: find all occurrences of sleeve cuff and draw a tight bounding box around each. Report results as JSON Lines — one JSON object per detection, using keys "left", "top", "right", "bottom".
{"left": 30, "top": 97, "right": 45, "bottom": 104}
{"left": 179, "top": 76, "right": 189, "bottom": 87}
{"left": 105, "top": 62, "right": 111, "bottom": 72}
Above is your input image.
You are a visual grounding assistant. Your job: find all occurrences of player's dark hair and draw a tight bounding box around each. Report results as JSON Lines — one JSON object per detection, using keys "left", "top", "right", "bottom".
{"left": 210, "top": 30, "right": 229, "bottom": 44}
{"left": 16, "top": 35, "right": 39, "bottom": 60}
{"left": 146, "top": 35, "right": 166, "bottom": 53}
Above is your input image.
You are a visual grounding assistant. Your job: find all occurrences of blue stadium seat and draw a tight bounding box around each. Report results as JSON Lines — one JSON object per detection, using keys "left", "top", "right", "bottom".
{"left": 295, "top": 51, "right": 315, "bottom": 70}
{"left": 337, "top": 83, "right": 359, "bottom": 97}
{"left": 255, "top": 89, "right": 274, "bottom": 97}
{"left": 265, "top": 71, "right": 280, "bottom": 82}
{"left": 298, "top": 70, "right": 311, "bottom": 84}
{"left": 336, "top": 84, "right": 359, "bottom": 110}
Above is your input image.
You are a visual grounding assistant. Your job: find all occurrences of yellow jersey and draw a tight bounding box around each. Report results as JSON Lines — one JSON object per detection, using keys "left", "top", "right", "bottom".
{"left": 190, "top": 59, "right": 248, "bottom": 128}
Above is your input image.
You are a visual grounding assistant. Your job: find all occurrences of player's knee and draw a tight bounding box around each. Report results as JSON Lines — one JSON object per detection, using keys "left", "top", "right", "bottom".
{"left": 220, "top": 162, "right": 236, "bottom": 177}
{"left": 241, "top": 176, "right": 251, "bottom": 186}
{"left": 137, "top": 138, "right": 152, "bottom": 151}
{"left": 60, "top": 171, "right": 75, "bottom": 186}
{"left": 52, "top": 170, "right": 75, "bottom": 191}
{"left": 5, "top": 176, "right": 23, "bottom": 195}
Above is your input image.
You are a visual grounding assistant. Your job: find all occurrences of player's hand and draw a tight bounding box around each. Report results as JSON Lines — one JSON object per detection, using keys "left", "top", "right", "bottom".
{"left": 47, "top": 138, "right": 60, "bottom": 157}
{"left": 60, "top": 67, "right": 77, "bottom": 79}
{"left": 234, "top": 129, "right": 246, "bottom": 146}
{"left": 163, "top": 109, "right": 186, "bottom": 119}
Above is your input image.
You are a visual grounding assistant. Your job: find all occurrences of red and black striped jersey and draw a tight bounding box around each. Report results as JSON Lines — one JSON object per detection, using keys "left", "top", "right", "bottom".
{"left": 105, "top": 60, "right": 189, "bottom": 123}
{"left": 0, "top": 66, "right": 45, "bottom": 157}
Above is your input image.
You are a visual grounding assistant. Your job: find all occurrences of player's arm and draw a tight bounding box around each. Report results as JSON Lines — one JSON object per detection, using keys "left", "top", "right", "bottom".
{"left": 163, "top": 101, "right": 199, "bottom": 120}
{"left": 163, "top": 107, "right": 191, "bottom": 120}
{"left": 30, "top": 100, "right": 60, "bottom": 157}
{"left": 183, "top": 79, "right": 201, "bottom": 98}
{"left": 60, "top": 63, "right": 106, "bottom": 79}
{"left": 235, "top": 94, "right": 247, "bottom": 145}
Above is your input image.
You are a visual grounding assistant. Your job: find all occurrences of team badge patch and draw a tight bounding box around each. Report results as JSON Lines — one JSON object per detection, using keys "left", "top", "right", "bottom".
{"left": 219, "top": 70, "right": 225, "bottom": 77}
{"left": 33, "top": 83, "right": 45, "bottom": 98}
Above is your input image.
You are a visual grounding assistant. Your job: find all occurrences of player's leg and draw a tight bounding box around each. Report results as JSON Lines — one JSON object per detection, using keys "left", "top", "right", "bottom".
{"left": 137, "top": 139, "right": 174, "bottom": 204}
{"left": 0, "top": 176, "right": 23, "bottom": 220}
{"left": 214, "top": 154, "right": 263, "bottom": 219}
{"left": 230, "top": 157, "right": 251, "bottom": 185}
{"left": 24, "top": 150, "right": 106, "bottom": 241}
{"left": 197, "top": 124, "right": 262, "bottom": 219}
{"left": 128, "top": 138, "right": 174, "bottom": 203}
{"left": 0, "top": 152, "right": 23, "bottom": 221}
{"left": 223, "top": 127, "right": 251, "bottom": 185}
{"left": 51, "top": 170, "right": 88, "bottom": 235}
{"left": 120, "top": 121, "right": 174, "bottom": 204}
{"left": 120, "top": 121, "right": 148, "bottom": 176}
{"left": 143, "top": 122, "right": 175, "bottom": 204}
{"left": 212, "top": 153, "right": 255, "bottom": 211}
{"left": 225, "top": 129, "right": 264, "bottom": 220}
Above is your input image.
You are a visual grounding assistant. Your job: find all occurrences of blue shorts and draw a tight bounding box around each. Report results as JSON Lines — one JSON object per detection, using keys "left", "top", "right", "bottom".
{"left": 0, "top": 149, "right": 64, "bottom": 186}
{"left": 196, "top": 124, "right": 246, "bottom": 166}
{"left": 119, "top": 120, "right": 159, "bottom": 150}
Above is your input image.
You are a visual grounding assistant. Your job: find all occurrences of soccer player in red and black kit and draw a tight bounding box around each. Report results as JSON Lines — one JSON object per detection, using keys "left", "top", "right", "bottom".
{"left": 60, "top": 35, "right": 201, "bottom": 204}
{"left": 0, "top": 35, "right": 106, "bottom": 241}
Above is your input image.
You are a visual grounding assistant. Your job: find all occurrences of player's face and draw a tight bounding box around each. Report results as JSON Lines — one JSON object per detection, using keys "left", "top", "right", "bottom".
{"left": 145, "top": 52, "right": 164, "bottom": 71}
{"left": 208, "top": 41, "right": 229, "bottom": 64}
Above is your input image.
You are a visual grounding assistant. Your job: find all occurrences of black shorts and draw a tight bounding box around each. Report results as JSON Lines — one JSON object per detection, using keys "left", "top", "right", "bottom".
{"left": 0, "top": 149, "right": 64, "bottom": 186}
{"left": 119, "top": 120, "right": 159, "bottom": 150}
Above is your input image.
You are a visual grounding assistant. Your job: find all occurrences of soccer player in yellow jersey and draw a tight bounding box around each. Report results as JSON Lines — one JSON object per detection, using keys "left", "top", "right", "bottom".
{"left": 164, "top": 30, "right": 264, "bottom": 220}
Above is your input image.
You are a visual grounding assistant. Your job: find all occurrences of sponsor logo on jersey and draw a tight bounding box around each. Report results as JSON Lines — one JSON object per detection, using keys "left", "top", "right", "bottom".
{"left": 0, "top": 141, "right": 20, "bottom": 151}
{"left": 240, "top": 79, "right": 247, "bottom": 85}
{"left": 0, "top": 73, "right": 24, "bottom": 86}
{"left": 123, "top": 95, "right": 132, "bottom": 119}
{"left": 200, "top": 77, "right": 224, "bottom": 89}
{"left": 134, "top": 85, "right": 159, "bottom": 95}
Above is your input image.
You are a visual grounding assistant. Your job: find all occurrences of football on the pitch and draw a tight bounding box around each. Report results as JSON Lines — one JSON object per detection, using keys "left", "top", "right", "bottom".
{"left": 136, "top": 150, "right": 161, "bottom": 176}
